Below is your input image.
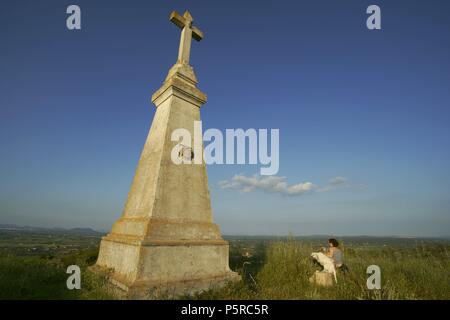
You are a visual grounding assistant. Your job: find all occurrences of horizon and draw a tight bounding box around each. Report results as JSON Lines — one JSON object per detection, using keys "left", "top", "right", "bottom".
{"left": 1, "top": 223, "right": 449, "bottom": 239}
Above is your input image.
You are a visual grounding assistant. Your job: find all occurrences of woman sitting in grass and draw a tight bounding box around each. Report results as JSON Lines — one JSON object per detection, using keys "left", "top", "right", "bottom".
{"left": 310, "top": 239, "right": 348, "bottom": 284}
{"left": 323, "top": 238, "right": 343, "bottom": 268}
{"left": 311, "top": 238, "right": 346, "bottom": 272}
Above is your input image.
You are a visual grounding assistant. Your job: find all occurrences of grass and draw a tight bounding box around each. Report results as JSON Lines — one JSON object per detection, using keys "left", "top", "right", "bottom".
{"left": 0, "top": 237, "right": 449, "bottom": 300}
{"left": 0, "top": 249, "right": 113, "bottom": 299}
{"left": 193, "top": 239, "right": 450, "bottom": 300}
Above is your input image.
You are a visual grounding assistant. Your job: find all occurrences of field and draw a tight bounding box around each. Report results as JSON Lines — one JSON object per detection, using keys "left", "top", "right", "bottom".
{"left": 0, "top": 229, "right": 449, "bottom": 300}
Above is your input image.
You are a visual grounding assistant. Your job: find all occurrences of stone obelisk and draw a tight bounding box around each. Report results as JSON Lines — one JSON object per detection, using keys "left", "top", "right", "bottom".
{"left": 95, "top": 10, "right": 240, "bottom": 298}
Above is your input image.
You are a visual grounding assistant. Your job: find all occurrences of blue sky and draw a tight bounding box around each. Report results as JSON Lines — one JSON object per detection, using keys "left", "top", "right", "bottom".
{"left": 1, "top": 0, "right": 449, "bottom": 236}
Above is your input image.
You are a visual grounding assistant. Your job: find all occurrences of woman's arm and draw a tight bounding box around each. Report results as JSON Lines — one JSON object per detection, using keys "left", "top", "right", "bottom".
{"left": 326, "top": 247, "right": 334, "bottom": 258}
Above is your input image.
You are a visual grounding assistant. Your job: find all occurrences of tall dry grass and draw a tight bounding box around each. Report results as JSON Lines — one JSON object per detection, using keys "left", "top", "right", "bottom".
{"left": 195, "top": 239, "right": 450, "bottom": 300}
{"left": 1, "top": 239, "right": 448, "bottom": 299}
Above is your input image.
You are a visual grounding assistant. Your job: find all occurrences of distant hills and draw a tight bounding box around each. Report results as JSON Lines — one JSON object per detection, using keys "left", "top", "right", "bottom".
{"left": 0, "top": 224, "right": 103, "bottom": 236}
{"left": 224, "top": 234, "right": 450, "bottom": 245}
{"left": 0, "top": 224, "right": 448, "bottom": 241}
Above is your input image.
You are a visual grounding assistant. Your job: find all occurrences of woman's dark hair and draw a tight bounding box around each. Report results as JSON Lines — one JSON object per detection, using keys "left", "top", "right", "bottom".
{"left": 328, "top": 238, "right": 339, "bottom": 247}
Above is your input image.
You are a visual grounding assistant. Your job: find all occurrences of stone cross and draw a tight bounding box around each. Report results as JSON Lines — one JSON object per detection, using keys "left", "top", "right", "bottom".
{"left": 94, "top": 10, "right": 239, "bottom": 298}
{"left": 170, "top": 10, "right": 204, "bottom": 65}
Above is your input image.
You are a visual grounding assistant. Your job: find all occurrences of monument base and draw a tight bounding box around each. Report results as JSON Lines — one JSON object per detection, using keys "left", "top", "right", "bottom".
{"left": 93, "top": 234, "right": 241, "bottom": 299}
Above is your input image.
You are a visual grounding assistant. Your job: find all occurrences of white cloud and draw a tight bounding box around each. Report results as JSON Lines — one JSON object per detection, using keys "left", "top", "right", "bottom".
{"left": 317, "top": 176, "right": 349, "bottom": 192}
{"left": 219, "top": 174, "right": 349, "bottom": 196}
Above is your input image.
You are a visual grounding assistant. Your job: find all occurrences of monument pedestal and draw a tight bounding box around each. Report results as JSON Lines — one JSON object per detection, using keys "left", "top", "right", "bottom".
{"left": 95, "top": 235, "right": 239, "bottom": 298}
{"left": 95, "top": 12, "right": 240, "bottom": 298}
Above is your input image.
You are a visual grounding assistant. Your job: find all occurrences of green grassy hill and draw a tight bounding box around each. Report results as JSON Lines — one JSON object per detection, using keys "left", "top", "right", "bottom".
{"left": 0, "top": 231, "right": 448, "bottom": 300}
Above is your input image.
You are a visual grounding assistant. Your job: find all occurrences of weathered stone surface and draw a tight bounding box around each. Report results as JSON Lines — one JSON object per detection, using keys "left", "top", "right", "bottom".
{"left": 94, "top": 10, "right": 240, "bottom": 299}
{"left": 309, "top": 271, "right": 334, "bottom": 287}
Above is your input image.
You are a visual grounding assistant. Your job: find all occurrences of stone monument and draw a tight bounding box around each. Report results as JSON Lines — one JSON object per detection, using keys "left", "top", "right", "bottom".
{"left": 94, "top": 10, "right": 240, "bottom": 298}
